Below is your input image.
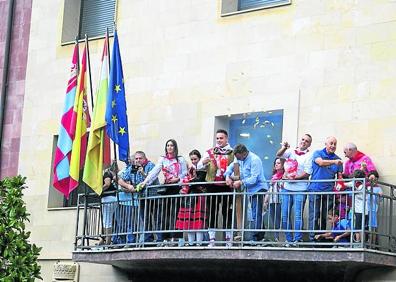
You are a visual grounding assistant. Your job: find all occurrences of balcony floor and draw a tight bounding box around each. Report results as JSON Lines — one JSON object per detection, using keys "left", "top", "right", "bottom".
{"left": 73, "top": 247, "right": 396, "bottom": 282}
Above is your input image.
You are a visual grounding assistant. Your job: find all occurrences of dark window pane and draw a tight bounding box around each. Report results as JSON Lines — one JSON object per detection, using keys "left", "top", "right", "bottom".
{"left": 239, "top": 0, "right": 289, "bottom": 10}
{"left": 228, "top": 110, "right": 283, "bottom": 179}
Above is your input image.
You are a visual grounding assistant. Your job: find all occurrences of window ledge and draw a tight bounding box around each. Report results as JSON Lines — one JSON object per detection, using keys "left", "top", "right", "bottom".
{"left": 47, "top": 207, "right": 77, "bottom": 211}
{"left": 221, "top": 1, "right": 291, "bottom": 17}
{"left": 61, "top": 33, "right": 114, "bottom": 46}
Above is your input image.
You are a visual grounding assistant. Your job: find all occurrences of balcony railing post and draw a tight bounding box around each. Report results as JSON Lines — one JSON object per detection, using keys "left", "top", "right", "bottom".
{"left": 349, "top": 186, "right": 354, "bottom": 247}
{"left": 231, "top": 188, "right": 236, "bottom": 244}
{"left": 241, "top": 190, "right": 246, "bottom": 243}
{"left": 114, "top": 188, "right": 120, "bottom": 245}
{"left": 351, "top": 179, "right": 355, "bottom": 247}
{"left": 142, "top": 186, "right": 148, "bottom": 245}
{"left": 74, "top": 193, "right": 81, "bottom": 250}
{"left": 361, "top": 178, "right": 366, "bottom": 248}
{"left": 388, "top": 187, "right": 394, "bottom": 251}
{"left": 82, "top": 184, "right": 90, "bottom": 247}
{"left": 98, "top": 199, "right": 104, "bottom": 245}
{"left": 367, "top": 183, "right": 373, "bottom": 249}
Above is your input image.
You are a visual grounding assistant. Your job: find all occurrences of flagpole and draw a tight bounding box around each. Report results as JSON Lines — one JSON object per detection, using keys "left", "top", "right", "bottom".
{"left": 83, "top": 34, "right": 94, "bottom": 212}
{"left": 102, "top": 28, "right": 112, "bottom": 170}
{"left": 74, "top": 36, "right": 80, "bottom": 205}
{"left": 106, "top": 28, "right": 111, "bottom": 79}
{"left": 85, "top": 34, "right": 95, "bottom": 111}
{"left": 78, "top": 41, "right": 89, "bottom": 246}
{"left": 75, "top": 36, "right": 80, "bottom": 73}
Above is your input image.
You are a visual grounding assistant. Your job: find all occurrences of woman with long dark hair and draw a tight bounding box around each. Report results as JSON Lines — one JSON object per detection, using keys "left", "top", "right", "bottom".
{"left": 141, "top": 139, "right": 188, "bottom": 245}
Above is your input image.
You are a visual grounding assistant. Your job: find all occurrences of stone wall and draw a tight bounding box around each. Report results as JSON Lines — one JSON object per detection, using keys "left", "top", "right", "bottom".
{"left": 0, "top": 0, "right": 32, "bottom": 177}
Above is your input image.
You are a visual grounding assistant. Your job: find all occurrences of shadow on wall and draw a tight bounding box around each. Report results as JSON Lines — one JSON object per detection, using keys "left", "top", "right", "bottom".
{"left": 355, "top": 268, "right": 396, "bottom": 282}
{"left": 127, "top": 260, "right": 358, "bottom": 282}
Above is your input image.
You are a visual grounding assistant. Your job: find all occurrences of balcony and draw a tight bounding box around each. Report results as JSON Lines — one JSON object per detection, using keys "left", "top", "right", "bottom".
{"left": 72, "top": 179, "right": 396, "bottom": 281}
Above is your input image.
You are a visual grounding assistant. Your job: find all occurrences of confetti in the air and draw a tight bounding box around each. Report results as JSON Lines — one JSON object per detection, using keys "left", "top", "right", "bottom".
{"left": 253, "top": 116, "right": 260, "bottom": 128}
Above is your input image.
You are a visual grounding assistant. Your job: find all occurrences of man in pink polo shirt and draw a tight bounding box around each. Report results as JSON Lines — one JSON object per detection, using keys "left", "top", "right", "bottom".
{"left": 343, "top": 143, "right": 377, "bottom": 179}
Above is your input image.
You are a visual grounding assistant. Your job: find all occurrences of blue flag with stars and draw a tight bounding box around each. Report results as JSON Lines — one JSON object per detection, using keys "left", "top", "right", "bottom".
{"left": 105, "top": 31, "right": 130, "bottom": 162}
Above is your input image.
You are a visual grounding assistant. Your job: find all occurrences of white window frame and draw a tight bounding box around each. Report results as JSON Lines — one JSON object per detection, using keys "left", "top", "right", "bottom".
{"left": 221, "top": 0, "right": 291, "bottom": 17}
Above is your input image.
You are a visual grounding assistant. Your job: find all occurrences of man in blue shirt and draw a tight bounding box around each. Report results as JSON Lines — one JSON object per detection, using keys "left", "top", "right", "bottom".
{"left": 308, "top": 136, "right": 343, "bottom": 241}
{"left": 117, "top": 151, "right": 159, "bottom": 245}
{"left": 225, "top": 144, "right": 268, "bottom": 242}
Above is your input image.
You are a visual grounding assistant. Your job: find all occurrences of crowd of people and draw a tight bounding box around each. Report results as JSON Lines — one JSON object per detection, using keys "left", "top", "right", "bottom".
{"left": 97, "top": 130, "right": 383, "bottom": 248}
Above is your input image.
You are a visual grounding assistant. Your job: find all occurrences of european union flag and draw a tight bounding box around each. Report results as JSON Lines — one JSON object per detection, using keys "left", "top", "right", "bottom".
{"left": 105, "top": 31, "right": 130, "bottom": 162}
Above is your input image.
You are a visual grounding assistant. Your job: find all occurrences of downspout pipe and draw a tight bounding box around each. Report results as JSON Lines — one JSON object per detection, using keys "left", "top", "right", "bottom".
{"left": 0, "top": 0, "right": 15, "bottom": 174}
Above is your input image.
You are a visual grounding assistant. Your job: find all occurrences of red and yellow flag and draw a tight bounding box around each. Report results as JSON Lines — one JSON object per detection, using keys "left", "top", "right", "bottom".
{"left": 69, "top": 45, "right": 90, "bottom": 191}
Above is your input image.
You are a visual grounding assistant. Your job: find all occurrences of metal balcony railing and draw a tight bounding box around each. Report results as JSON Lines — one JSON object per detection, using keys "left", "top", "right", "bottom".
{"left": 74, "top": 178, "right": 396, "bottom": 252}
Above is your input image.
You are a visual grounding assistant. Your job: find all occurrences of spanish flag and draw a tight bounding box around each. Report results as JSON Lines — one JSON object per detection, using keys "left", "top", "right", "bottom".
{"left": 83, "top": 38, "right": 109, "bottom": 195}
{"left": 69, "top": 45, "right": 90, "bottom": 191}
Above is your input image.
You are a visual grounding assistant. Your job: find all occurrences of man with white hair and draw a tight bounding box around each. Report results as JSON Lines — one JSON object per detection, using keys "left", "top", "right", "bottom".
{"left": 343, "top": 142, "right": 377, "bottom": 179}
{"left": 308, "top": 136, "right": 343, "bottom": 241}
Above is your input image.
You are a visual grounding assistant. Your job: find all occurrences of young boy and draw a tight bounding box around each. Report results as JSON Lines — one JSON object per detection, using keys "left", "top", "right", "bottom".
{"left": 314, "top": 209, "right": 350, "bottom": 245}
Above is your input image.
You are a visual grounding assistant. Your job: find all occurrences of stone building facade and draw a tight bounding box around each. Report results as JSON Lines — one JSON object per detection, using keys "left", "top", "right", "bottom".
{"left": 1, "top": 0, "right": 396, "bottom": 281}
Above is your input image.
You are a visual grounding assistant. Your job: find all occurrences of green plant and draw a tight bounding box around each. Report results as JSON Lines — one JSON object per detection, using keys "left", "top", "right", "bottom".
{"left": 0, "top": 175, "right": 42, "bottom": 281}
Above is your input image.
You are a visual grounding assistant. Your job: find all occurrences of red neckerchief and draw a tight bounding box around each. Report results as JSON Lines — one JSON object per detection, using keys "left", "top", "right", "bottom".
{"left": 294, "top": 148, "right": 309, "bottom": 156}
{"left": 213, "top": 145, "right": 233, "bottom": 156}
{"left": 141, "top": 159, "right": 148, "bottom": 167}
{"left": 271, "top": 171, "right": 284, "bottom": 183}
{"left": 351, "top": 151, "right": 365, "bottom": 163}
{"left": 166, "top": 153, "right": 175, "bottom": 159}
{"left": 162, "top": 154, "right": 180, "bottom": 182}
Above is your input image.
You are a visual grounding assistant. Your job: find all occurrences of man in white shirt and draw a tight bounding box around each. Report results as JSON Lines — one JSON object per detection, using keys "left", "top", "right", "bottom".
{"left": 276, "top": 134, "right": 313, "bottom": 245}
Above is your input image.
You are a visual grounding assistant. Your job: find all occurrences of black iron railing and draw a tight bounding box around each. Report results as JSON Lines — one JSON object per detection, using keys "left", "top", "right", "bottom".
{"left": 74, "top": 178, "right": 396, "bottom": 252}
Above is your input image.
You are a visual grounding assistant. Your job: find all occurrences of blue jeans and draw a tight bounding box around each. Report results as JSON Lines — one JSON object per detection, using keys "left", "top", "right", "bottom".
{"left": 308, "top": 193, "right": 334, "bottom": 241}
{"left": 281, "top": 193, "right": 306, "bottom": 242}
{"left": 101, "top": 196, "right": 117, "bottom": 228}
{"left": 245, "top": 190, "right": 265, "bottom": 241}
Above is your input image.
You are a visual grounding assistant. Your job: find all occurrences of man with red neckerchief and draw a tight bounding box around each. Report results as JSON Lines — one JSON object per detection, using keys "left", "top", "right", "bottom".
{"left": 276, "top": 134, "right": 313, "bottom": 245}
{"left": 343, "top": 143, "right": 377, "bottom": 180}
{"left": 199, "top": 129, "right": 234, "bottom": 247}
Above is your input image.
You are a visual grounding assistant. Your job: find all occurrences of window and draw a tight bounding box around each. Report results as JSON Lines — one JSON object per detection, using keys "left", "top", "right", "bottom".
{"left": 61, "top": 0, "right": 116, "bottom": 44}
{"left": 216, "top": 110, "right": 283, "bottom": 179}
{"left": 221, "top": 0, "right": 291, "bottom": 16}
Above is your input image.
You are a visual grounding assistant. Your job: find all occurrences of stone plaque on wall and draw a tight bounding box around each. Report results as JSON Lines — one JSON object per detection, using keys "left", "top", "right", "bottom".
{"left": 53, "top": 261, "right": 79, "bottom": 282}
